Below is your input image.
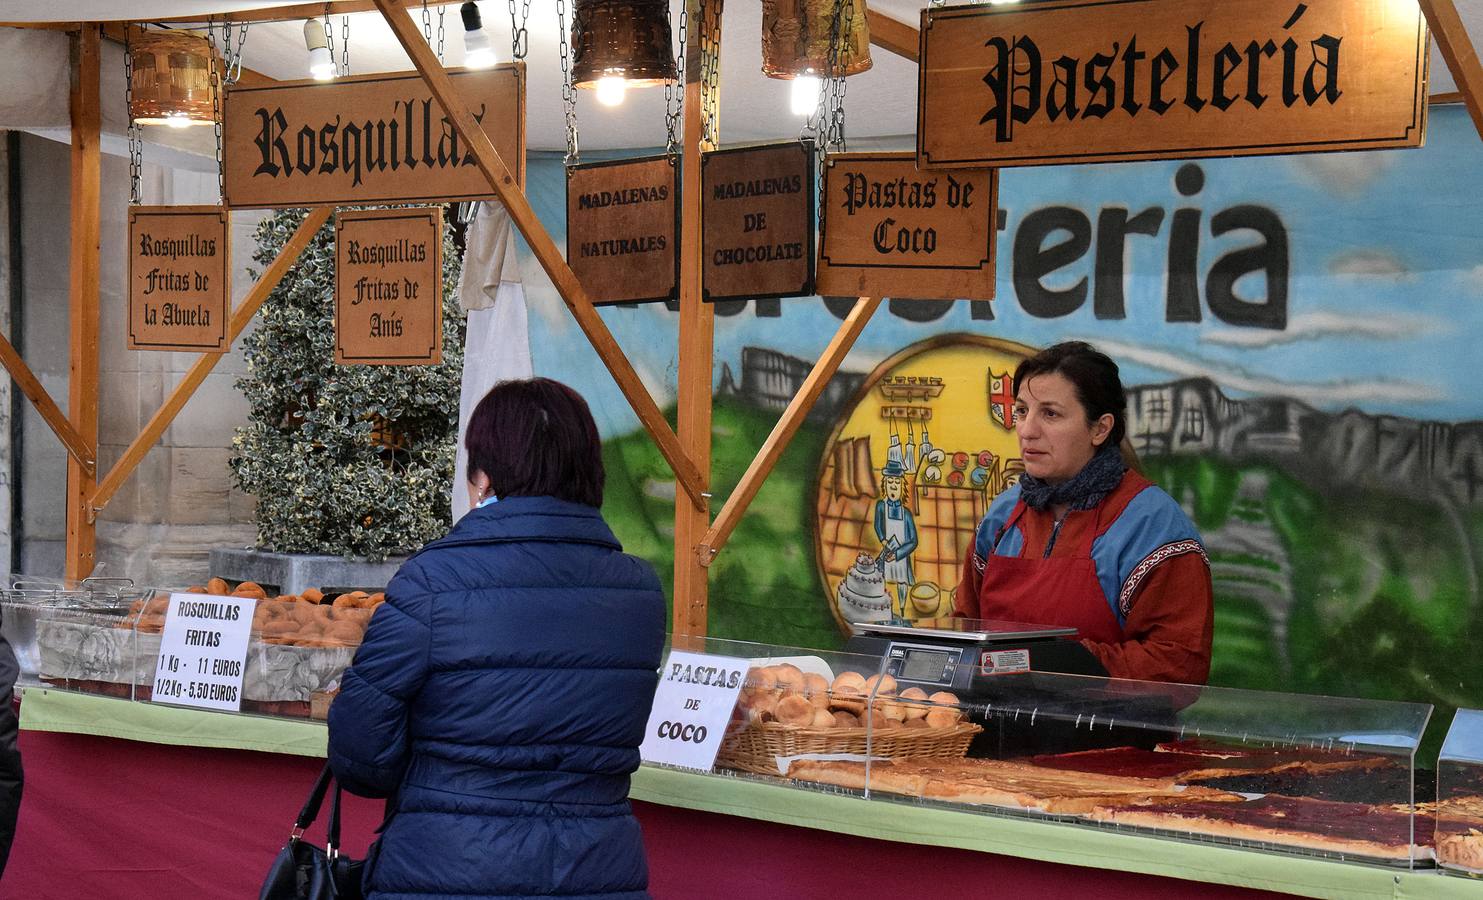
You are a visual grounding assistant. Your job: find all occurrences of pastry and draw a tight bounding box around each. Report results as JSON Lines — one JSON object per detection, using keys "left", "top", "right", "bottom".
{"left": 773, "top": 663, "right": 806, "bottom": 693}
{"left": 898, "top": 686, "right": 929, "bottom": 720}
{"left": 925, "top": 691, "right": 962, "bottom": 727}
{"left": 776, "top": 695, "right": 814, "bottom": 726}
{"left": 302, "top": 588, "right": 325, "bottom": 604}
{"left": 831, "top": 711, "right": 859, "bottom": 728}
{"left": 802, "top": 672, "right": 831, "bottom": 708}
{"left": 810, "top": 707, "right": 836, "bottom": 728}
{"left": 206, "top": 577, "right": 229, "bottom": 595}
{"left": 830, "top": 671, "right": 868, "bottom": 713}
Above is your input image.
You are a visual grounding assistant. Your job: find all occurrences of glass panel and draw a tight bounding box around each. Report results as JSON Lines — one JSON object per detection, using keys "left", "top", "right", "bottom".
{"left": 1438, "top": 709, "right": 1483, "bottom": 876}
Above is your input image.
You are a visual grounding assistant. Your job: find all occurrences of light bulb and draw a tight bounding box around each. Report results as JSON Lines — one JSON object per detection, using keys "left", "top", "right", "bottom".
{"left": 461, "top": 2, "right": 497, "bottom": 69}
{"left": 790, "top": 74, "right": 820, "bottom": 116}
{"left": 165, "top": 113, "right": 193, "bottom": 129}
{"left": 304, "top": 19, "right": 335, "bottom": 81}
{"left": 596, "top": 76, "right": 627, "bottom": 107}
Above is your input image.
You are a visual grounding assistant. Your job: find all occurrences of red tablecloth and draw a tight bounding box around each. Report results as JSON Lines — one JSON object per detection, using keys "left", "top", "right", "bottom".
{"left": 1, "top": 730, "right": 1293, "bottom": 899}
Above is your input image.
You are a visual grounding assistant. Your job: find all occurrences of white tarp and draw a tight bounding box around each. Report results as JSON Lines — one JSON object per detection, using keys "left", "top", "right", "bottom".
{"left": 451, "top": 203, "right": 532, "bottom": 522}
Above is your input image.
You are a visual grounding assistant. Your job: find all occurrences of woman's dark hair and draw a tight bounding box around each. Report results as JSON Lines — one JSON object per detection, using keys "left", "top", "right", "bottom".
{"left": 1013, "top": 341, "right": 1127, "bottom": 447}
{"left": 465, "top": 378, "right": 605, "bottom": 507}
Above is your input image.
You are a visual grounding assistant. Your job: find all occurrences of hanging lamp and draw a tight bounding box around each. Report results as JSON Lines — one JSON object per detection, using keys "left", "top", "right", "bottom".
{"left": 128, "top": 29, "right": 218, "bottom": 128}
{"left": 761, "top": 0, "right": 872, "bottom": 114}
{"left": 571, "top": 0, "right": 677, "bottom": 106}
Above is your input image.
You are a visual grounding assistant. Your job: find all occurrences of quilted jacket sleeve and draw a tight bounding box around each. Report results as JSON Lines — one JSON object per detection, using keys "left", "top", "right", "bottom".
{"left": 327, "top": 561, "right": 434, "bottom": 798}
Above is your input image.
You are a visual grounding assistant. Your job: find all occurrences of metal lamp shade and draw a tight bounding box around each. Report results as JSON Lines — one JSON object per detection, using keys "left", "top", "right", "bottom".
{"left": 129, "top": 29, "right": 217, "bottom": 126}
{"left": 571, "top": 0, "right": 678, "bottom": 88}
{"left": 761, "top": 0, "right": 873, "bottom": 79}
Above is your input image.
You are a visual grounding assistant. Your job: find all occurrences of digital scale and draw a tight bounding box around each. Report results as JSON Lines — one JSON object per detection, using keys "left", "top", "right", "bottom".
{"left": 843, "top": 617, "right": 1108, "bottom": 694}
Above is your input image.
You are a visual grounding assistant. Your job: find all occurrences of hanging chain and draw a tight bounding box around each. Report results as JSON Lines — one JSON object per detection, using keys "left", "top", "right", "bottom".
{"left": 809, "top": 0, "right": 850, "bottom": 214}
{"left": 420, "top": 1, "right": 445, "bottom": 63}
{"left": 508, "top": 0, "right": 531, "bottom": 59}
{"left": 698, "top": 0, "right": 721, "bottom": 148}
{"left": 214, "top": 20, "right": 250, "bottom": 85}
{"left": 124, "top": 26, "right": 142, "bottom": 204}
{"left": 556, "top": 0, "right": 580, "bottom": 163}
{"left": 341, "top": 16, "right": 350, "bottom": 76}
{"left": 323, "top": 11, "right": 335, "bottom": 74}
{"left": 206, "top": 23, "right": 225, "bottom": 203}
{"left": 663, "top": 0, "right": 687, "bottom": 155}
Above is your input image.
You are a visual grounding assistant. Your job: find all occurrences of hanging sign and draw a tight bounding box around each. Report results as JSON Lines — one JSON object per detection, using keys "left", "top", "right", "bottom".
{"left": 151, "top": 593, "right": 255, "bottom": 712}
{"left": 816, "top": 152, "right": 998, "bottom": 301}
{"left": 127, "top": 206, "right": 230, "bottom": 352}
{"left": 917, "top": 0, "right": 1429, "bottom": 169}
{"left": 223, "top": 63, "right": 526, "bottom": 209}
{"left": 334, "top": 207, "right": 444, "bottom": 365}
{"left": 701, "top": 140, "right": 815, "bottom": 302}
{"left": 565, "top": 155, "right": 679, "bottom": 306}
{"left": 640, "top": 650, "right": 748, "bottom": 772}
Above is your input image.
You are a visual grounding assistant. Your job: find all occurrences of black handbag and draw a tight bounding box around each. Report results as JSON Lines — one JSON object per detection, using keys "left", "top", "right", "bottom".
{"left": 260, "top": 764, "right": 365, "bottom": 900}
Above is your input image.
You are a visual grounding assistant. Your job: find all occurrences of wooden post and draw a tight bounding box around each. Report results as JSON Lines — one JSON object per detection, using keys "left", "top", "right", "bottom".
{"left": 864, "top": 6, "right": 919, "bottom": 62}
{"left": 88, "top": 208, "right": 333, "bottom": 518}
{"left": 1417, "top": 0, "right": 1483, "bottom": 141}
{"left": 0, "top": 334, "right": 92, "bottom": 472}
{"left": 65, "top": 25, "right": 100, "bottom": 581}
{"left": 371, "top": 0, "right": 707, "bottom": 512}
{"left": 698, "top": 296, "right": 881, "bottom": 561}
{"left": 672, "top": 0, "right": 722, "bottom": 639}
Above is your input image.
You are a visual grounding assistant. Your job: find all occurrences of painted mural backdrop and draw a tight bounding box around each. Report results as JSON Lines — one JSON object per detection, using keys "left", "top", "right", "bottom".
{"left": 523, "top": 107, "right": 1483, "bottom": 751}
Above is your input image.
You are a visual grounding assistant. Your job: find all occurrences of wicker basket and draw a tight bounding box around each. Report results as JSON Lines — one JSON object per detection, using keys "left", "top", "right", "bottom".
{"left": 716, "top": 721, "right": 983, "bottom": 777}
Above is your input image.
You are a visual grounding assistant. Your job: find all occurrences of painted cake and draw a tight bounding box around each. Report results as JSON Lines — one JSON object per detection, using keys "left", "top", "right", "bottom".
{"left": 837, "top": 552, "right": 891, "bottom": 623}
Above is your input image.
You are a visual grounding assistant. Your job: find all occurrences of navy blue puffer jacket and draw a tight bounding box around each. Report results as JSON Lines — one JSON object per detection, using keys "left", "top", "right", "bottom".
{"left": 327, "top": 496, "right": 666, "bottom": 900}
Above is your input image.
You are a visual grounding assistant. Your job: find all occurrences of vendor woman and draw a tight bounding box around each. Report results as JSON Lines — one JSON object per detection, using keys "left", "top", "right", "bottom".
{"left": 953, "top": 342, "right": 1214, "bottom": 684}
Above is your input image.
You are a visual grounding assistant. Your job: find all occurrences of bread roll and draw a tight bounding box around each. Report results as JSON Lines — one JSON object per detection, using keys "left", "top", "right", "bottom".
{"left": 898, "top": 686, "right": 930, "bottom": 720}
{"left": 773, "top": 663, "right": 806, "bottom": 694}
{"left": 903, "top": 717, "right": 930, "bottom": 729}
{"left": 831, "top": 710, "right": 859, "bottom": 728}
{"left": 863, "top": 673, "right": 899, "bottom": 698}
{"left": 810, "top": 707, "right": 836, "bottom": 728}
{"left": 775, "top": 694, "right": 814, "bottom": 726}
{"left": 802, "top": 673, "right": 831, "bottom": 708}
{"left": 925, "top": 690, "right": 963, "bottom": 727}
{"left": 830, "top": 671, "right": 868, "bottom": 713}
{"left": 748, "top": 666, "right": 780, "bottom": 692}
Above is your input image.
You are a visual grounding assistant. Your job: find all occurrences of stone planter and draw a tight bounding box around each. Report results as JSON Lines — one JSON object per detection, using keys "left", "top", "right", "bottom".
{"left": 208, "top": 547, "right": 407, "bottom": 595}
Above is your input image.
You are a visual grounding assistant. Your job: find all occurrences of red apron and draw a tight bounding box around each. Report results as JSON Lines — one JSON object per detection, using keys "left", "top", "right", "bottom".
{"left": 971, "top": 500, "right": 1125, "bottom": 645}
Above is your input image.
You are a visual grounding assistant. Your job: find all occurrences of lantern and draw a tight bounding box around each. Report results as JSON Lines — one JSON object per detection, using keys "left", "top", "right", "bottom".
{"left": 761, "top": 0, "right": 873, "bottom": 79}
{"left": 129, "top": 29, "right": 218, "bottom": 128}
{"left": 571, "top": 0, "right": 678, "bottom": 103}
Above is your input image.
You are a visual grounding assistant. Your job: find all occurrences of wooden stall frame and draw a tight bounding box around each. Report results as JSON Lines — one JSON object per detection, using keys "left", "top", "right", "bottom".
{"left": 1, "top": 0, "right": 1477, "bottom": 608}
{"left": 371, "top": 0, "right": 707, "bottom": 516}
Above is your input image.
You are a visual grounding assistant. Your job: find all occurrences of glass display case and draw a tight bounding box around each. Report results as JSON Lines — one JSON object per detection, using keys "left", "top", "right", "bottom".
{"left": 666, "top": 636, "right": 1434, "bottom": 869}
{"left": 1437, "top": 709, "right": 1483, "bottom": 876}
{"left": 0, "top": 575, "right": 374, "bottom": 719}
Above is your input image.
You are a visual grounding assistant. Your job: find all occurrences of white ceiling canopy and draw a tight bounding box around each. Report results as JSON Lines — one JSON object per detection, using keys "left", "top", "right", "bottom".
{"left": 0, "top": 1, "right": 1475, "bottom": 152}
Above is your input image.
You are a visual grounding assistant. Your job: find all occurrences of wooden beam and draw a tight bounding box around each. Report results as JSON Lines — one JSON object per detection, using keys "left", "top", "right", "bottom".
{"left": 672, "top": 0, "right": 722, "bottom": 639}
{"left": 865, "top": 6, "right": 918, "bottom": 63}
{"left": 370, "top": 0, "right": 707, "bottom": 512}
{"left": 698, "top": 296, "right": 882, "bottom": 563}
{"left": 65, "top": 25, "right": 101, "bottom": 582}
{"left": 1432, "top": 91, "right": 1465, "bottom": 105}
{"left": 154, "top": 0, "right": 456, "bottom": 25}
{"left": 0, "top": 333, "right": 93, "bottom": 474}
{"left": 1417, "top": 0, "right": 1483, "bottom": 140}
{"left": 88, "top": 208, "right": 333, "bottom": 519}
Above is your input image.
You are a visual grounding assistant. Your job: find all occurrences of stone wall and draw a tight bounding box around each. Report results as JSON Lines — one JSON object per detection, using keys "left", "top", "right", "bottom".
{"left": 9, "top": 132, "right": 266, "bottom": 586}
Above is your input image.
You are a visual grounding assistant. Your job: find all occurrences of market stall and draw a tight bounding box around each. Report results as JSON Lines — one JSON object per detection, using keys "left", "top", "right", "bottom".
{"left": 1, "top": 0, "right": 1483, "bottom": 897}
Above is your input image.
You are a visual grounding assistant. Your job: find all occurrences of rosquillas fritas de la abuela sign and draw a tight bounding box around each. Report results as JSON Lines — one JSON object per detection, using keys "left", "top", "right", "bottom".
{"left": 224, "top": 65, "right": 525, "bottom": 209}
{"left": 917, "top": 0, "right": 1429, "bottom": 168}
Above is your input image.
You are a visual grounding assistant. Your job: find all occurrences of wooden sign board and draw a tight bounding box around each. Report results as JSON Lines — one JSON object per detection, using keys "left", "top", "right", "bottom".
{"left": 128, "top": 206, "right": 230, "bottom": 352}
{"left": 334, "top": 207, "right": 443, "bottom": 366}
{"left": 566, "top": 155, "right": 679, "bottom": 306}
{"left": 817, "top": 153, "right": 997, "bottom": 301}
{"left": 701, "top": 140, "right": 815, "bottom": 301}
{"left": 917, "top": 0, "right": 1429, "bottom": 169}
{"left": 224, "top": 64, "right": 525, "bottom": 209}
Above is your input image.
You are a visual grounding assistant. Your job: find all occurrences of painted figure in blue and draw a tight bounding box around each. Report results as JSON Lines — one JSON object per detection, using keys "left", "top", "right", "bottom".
{"left": 874, "top": 459, "right": 919, "bottom": 616}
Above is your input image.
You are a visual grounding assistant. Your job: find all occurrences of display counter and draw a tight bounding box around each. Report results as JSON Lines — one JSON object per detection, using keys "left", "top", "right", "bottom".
{"left": 5, "top": 579, "right": 1479, "bottom": 897}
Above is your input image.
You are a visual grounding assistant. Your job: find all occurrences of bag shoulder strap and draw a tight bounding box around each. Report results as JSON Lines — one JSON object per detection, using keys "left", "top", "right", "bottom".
{"left": 295, "top": 763, "right": 334, "bottom": 832}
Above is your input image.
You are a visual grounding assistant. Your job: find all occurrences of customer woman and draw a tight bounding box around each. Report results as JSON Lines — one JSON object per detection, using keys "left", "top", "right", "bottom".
{"left": 328, "top": 378, "right": 666, "bottom": 900}
{"left": 953, "top": 342, "right": 1214, "bottom": 684}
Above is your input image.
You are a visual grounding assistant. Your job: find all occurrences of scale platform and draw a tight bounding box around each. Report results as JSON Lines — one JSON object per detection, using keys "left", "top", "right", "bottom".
{"left": 850, "top": 617, "right": 1077, "bottom": 644}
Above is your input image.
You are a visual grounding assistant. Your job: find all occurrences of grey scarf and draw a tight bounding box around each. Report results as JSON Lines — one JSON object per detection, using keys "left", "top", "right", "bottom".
{"left": 1017, "top": 442, "right": 1126, "bottom": 512}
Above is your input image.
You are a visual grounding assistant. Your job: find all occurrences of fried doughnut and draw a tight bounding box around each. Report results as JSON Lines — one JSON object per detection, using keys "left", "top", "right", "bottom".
{"left": 185, "top": 585, "right": 207, "bottom": 594}
{"left": 324, "top": 621, "right": 364, "bottom": 646}
{"left": 302, "top": 588, "right": 324, "bottom": 604}
{"left": 205, "top": 577, "right": 229, "bottom": 596}
{"left": 288, "top": 603, "right": 319, "bottom": 625}
{"left": 367, "top": 592, "right": 385, "bottom": 606}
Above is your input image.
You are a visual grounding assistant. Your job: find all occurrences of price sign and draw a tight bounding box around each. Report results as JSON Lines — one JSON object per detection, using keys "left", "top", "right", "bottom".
{"left": 640, "top": 650, "right": 748, "bottom": 771}
{"left": 151, "top": 594, "right": 255, "bottom": 712}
